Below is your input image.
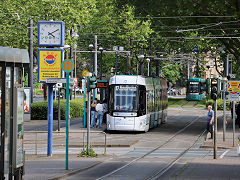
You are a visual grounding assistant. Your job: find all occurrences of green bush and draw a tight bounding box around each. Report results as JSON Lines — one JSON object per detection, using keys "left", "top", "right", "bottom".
{"left": 78, "top": 148, "right": 98, "bottom": 157}
{"left": 31, "top": 98, "right": 84, "bottom": 120}
{"left": 205, "top": 98, "right": 230, "bottom": 110}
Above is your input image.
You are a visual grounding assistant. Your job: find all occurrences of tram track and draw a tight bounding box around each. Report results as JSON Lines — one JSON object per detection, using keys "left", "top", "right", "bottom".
{"left": 96, "top": 115, "right": 204, "bottom": 180}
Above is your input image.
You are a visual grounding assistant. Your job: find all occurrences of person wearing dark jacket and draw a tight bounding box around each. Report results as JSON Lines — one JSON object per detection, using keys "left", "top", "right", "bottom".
{"left": 236, "top": 103, "right": 240, "bottom": 128}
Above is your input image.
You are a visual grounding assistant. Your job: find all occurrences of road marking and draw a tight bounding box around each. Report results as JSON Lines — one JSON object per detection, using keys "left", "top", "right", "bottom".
{"left": 219, "top": 149, "right": 230, "bottom": 159}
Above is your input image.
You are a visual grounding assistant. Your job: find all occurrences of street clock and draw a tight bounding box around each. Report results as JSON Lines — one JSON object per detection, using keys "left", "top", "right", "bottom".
{"left": 37, "top": 21, "right": 65, "bottom": 47}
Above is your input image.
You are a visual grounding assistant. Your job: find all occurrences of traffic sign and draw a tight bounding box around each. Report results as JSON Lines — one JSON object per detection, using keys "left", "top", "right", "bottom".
{"left": 227, "top": 80, "right": 240, "bottom": 92}
{"left": 46, "top": 78, "right": 74, "bottom": 84}
{"left": 229, "top": 74, "right": 236, "bottom": 79}
{"left": 62, "top": 59, "right": 74, "bottom": 73}
{"left": 228, "top": 92, "right": 239, "bottom": 101}
{"left": 82, "top": 70, "right": 88, "bottom": 77}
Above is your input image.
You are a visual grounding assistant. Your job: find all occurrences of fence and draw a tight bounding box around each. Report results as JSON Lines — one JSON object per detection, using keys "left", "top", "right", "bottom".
{"left": 24, "top": 131, "right": 107, "bottom": 155}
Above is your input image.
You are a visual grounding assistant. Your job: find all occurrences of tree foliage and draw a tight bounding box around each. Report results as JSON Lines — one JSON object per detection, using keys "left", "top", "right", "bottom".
{"left": 1, "top": 0, "right": 239, "bottom": 86}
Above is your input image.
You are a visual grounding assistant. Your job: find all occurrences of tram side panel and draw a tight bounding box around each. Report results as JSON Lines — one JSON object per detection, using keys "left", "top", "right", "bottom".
{"left": 160, "top": 78, "right": 168, "bottom": 123}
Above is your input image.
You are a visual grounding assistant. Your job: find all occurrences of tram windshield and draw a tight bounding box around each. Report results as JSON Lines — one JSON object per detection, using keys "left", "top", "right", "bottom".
{"left": 113, "top": 85, "right": 137, "bottom": 111}
{"left": 188, "top": 82, "right": 199, "bottom": 92}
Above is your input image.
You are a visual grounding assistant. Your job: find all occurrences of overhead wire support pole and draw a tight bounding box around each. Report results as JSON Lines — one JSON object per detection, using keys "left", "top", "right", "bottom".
{"left": 214, "top": 99, "right": 217, "bottom": 159}
{"left": 29, "top": 18, "right": 33, "bottom": 103}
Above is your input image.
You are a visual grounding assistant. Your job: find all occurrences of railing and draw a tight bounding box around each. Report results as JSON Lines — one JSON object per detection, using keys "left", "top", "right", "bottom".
{"left": 24, "top": 131, "right": 107, "bottom": 155}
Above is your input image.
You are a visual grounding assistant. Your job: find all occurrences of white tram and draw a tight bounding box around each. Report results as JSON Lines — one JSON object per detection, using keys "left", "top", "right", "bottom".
{"left": 107, "top": 75, "right": 168, "bottom": 132}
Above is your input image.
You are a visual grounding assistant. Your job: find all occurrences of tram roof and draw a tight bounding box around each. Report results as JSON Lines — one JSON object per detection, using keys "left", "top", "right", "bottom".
{"left": 109, "top": 75, "right": 160, "bottom": 86}
{"left": 0, "top": 46, "right": 30, "bottom": 64}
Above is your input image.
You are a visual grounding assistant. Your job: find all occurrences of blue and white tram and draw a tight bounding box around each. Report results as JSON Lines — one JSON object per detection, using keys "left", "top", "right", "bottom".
{"left": 107, "top": 75, "right": 168, "bottom": 132}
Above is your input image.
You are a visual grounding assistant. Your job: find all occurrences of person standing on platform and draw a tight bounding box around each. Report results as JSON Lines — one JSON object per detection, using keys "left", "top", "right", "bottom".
{"left": 96, "top": 100, "right": 104, "bottom": 128}
{"left": 90, "top": 100, "right": 97, "bottom": 128}
{"left": 236, "top": 103, "right": 240, "bottom": 128}
{"left": 207, "top": 105, "right": 214, "bottom": 139}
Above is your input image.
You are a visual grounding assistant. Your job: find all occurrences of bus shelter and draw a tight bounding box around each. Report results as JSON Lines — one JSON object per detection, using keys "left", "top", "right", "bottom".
{"left": 0, "top": 46, "right": 30, "bottom": 180}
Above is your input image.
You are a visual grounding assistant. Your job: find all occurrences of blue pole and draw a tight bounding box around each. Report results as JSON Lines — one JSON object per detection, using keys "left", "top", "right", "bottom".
{"left": 66, "top": 73, "right": 69, "bottom": 170}
{"left": 84, "top": 77, "right": 87, "bottom": 128}
{"left": 47, "top": 83, "right": 53, "bottom": 156}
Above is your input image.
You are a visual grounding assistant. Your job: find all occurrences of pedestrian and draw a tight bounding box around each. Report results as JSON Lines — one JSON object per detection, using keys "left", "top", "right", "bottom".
{"left": 96, "top": 100, "right": 104, "bottom": 128}
{"left": 236, "top": 103, "right": 240, "bottom": 128}
{"left": 90, "top": 100, "right": 97, "bottom": 128}
{"left": 206, "top": 105, "right": 214, "bottom": 139}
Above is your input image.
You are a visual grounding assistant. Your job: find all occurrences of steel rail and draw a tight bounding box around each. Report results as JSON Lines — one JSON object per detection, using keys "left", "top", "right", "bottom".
{"left": 146, "top": 129, "right": 206, "bottom": 180}
{"left": 96, "top": 115, "right": 201, "bottom": 180}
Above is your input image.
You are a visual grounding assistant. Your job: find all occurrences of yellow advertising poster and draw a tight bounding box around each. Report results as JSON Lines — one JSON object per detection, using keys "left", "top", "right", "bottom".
{"left": 38, "top": 48, "right": 63, "bottom": 82}
{"left": 227, "top": 80, "right": 240, "bottom": 92}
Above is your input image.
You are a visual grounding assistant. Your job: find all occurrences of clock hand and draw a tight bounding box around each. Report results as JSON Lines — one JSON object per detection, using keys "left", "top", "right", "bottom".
{"left": 51, "top": 29, "right": 59, "bottom": 34}
{"left": 48, "top": 32, "right": 55, "bottom": 38}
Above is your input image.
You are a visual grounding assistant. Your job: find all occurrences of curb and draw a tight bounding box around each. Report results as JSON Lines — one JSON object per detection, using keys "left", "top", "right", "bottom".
{"left": 48, "top": 161, "right": 103, "bottom": 180}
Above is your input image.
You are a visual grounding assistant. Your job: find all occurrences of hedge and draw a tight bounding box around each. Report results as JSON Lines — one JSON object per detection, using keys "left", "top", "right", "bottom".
{"left": 205, "top": 98, "right": 231, "bottom": 110}
{"left": 31, "top": 98, "right": 84, "bottom": 120}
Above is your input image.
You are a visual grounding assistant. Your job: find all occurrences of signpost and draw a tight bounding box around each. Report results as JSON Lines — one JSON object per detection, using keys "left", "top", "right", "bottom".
{"left": 227, "top": 80, "right": 240, "bottom": 146}
{"left": 62, "top": 59, "right": 74, "bottom": 170}
{"left": 37, "top": 48, "right": 63, "bottom": 157}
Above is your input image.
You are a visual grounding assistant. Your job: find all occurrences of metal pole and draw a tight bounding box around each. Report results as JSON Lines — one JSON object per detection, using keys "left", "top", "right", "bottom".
{"left": 115, "top": 51, "right": 118, "bottom": 75}
{"left": 100, "top": 50, "right": 103, "bottom": 102}
{"left": 74, "top": 46, "right": 77, "bottom": 99}
{"left": 87, "top": 91, "right": 91, "bottom": 154}
{"left": 149, "top": 36, "right": 152, "bottom": 76}
{"left": 9, "top": 67, "right": 14, "bottom": 180}
{"left": 84, "top": 77, "right": 87, "bottom": 128}
{"left": 126, "top": 53, "right": 129, "bottom": 74}
{"left": 100, "top": 50, "right": 103, "bottom": 79}
{"left": 214, "top": 99, "right": 217, "bottom": 159}
{"left": 65, "top": 73, "right": 70, "bottom": 170}
{"left": 187, "top": 60, "right": 190, "bottom": 79}
{"left": 47, "top": 84, "right": 54, "bottom": 156}
{"left": 148, "top": 62, "right": 150, "bottom": 76}
{"left": 223, "top": 80, "right": 226, "bottom": 141}
{"left": 29, "top": 18, "right": 33, "bottom": 103}
{"left": 90, "top": 51, "right": 92, "bottom": 73}
{"left": 0, "top": 66, "right": 6, "bottom": 179}
{"left": 58, "top": 88, "right": 61, "bottom": 131}
{"left": 140, "top": 46, "right": 144, "bottom": 75}
{"left": 94, "top": 35, "right": 98, "bottom": 77}
{"left": 233, "top": 101, "right": 236, "bottom": 147}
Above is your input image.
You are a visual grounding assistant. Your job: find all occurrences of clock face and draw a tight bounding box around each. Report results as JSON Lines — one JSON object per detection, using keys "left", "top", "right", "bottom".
{"left": 38, "top": 22, "right": 62, "bottom": 46}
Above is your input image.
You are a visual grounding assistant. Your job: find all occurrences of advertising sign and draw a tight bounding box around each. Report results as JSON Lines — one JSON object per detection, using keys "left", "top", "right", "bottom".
{"left": 38, "top": 48, "right": 63, "bottom": 83}
{"left": 24, "top": 87, "right": 31, "bottom": 113}
{"left": 13, "top": 87, "right": 24, "bottom": 168}
{"left": 227, "top": 80, "right": 240, "bottom": 92}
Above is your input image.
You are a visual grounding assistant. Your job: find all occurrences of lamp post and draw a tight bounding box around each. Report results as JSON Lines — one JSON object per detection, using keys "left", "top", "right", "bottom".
{"left": 113, "top": 46, "right": 119, "bottom": 75}
{"left": 99, "top": 47, "right": 104, "bottom": 102}
{"left": 126, "top": 52, "right": 130, "bottom": 74}
{"left": 89, "top": 44, "right": 94, "bottom": 73}
{"left": 99, "top": 47, "right": 103, "bottom": 79}
{"left": 138, "top": 54, "right": 144, "bottom": 75}
{"left": 146, "top": 58, "right": 150, "bottom": 76}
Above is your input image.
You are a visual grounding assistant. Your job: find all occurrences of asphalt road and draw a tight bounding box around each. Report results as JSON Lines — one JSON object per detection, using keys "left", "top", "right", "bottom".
{"left": 61, "top": 108, "right": 211, "bottom": 180}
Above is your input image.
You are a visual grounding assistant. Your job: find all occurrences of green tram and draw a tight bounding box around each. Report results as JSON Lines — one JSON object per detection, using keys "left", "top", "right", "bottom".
{"left": 186, "top": 78, "right": 204, "bottom": 101}
{"left": 107, "top": 75, "right": 168, "bottom": 132}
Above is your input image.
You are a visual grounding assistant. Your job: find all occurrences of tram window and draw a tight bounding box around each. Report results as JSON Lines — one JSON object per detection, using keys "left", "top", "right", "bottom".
{"left": 188, "top": 82, "right": 199, "bottom": 92}
{"left": 113, "top": 85, "right": 137, "bottom": 111}
{"left": 139, "top": 85, "right": 146, "bottom": 114}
